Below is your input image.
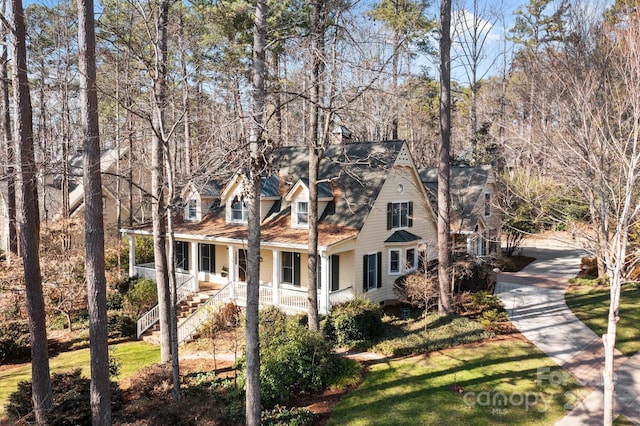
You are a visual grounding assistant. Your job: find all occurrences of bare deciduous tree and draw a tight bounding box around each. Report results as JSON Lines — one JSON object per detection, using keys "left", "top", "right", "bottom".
{"left": 535, "top": 4, "right": 640, "bottom": 424}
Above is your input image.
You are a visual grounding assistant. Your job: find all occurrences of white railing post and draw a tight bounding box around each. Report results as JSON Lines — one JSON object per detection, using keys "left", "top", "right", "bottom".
{"left": 128, "top": 235, "right": 135, "bottom": 277}
{"left": 320, "top": 253, "right": 329, "bottom": 314}
{"left": 227, "top": 244, "right": 235, "bottom": 283}
{"left": 272, "top": 249, "right": 279, "bottom": 306}
{"left": 190, "top": 241, "right": 199, "bottom": 290}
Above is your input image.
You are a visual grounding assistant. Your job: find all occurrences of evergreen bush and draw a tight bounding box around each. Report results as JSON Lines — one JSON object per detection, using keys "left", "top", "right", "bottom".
{"left": 325, "top": 298, "right": 383, "bottom": 346}
{"left": 0, "top": 319, "right": 30, "bottom": 364}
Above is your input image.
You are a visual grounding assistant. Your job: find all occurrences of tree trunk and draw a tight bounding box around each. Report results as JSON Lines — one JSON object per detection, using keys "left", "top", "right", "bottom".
{"left": 437, "top": 0, "right": 453, "bottom": 316}
{"left": 246, "top": 1, "right": 267, "bottom": 423}
{"left": 78, "top": 0, "right": 111, "bottom": 421}
{"left": 151, "top": 0, "right": 172, "bottom": 364}
{"left": 306, "top": 0, "right": 326, "bottom": 332}
{"left": 1, "top": 16, "right": 16, "bottom": 259}
{"left": 603, "top": 280, "right": 620, "bottom": 426}
{"left": 10, "top": 0, "right": 53, "bottom": 421}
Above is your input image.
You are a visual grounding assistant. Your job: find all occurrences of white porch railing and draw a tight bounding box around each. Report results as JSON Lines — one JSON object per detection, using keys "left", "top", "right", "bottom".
{"left": 329, "top": 286, "right": 353, "bottom": 306}
{"left": 177, "top": 282, "right": 234, "bottom": 344}
{"left": 135, "top": 265, "right": 198, "bottom": 338}
{"left": 278, "top": 287, "right": 309, "bottom": 312}
{"left": 230, "top": 282, "right": 308, "bottom": 313}
{"left": 134, "top": 270, "right": 355, "bottom": 342}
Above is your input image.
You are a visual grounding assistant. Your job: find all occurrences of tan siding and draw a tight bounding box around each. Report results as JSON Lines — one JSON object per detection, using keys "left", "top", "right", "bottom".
{"left": 261, "top": 250, "right": 274, "bottom": 284}
{"left": 355, "top": 165, "right": 438, "bottom": 304}
{"left": 335, "top": 251, "right": 355, "bottom": 291}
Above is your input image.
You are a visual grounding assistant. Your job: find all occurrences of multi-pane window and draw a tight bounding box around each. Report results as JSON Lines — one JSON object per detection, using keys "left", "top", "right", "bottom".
{"left": 389, "top": 249, "right": 401, "bottom": 274}
{"left": 282, "top": 251, "right": 301, "bottom": 286}
{"left": 231, "top": 196, "right": 248, "bottom": 222}
{"left": 406, "top": 248, "right": 416, "bottom": 270}
{"left": 175, "top": 241, "right": 189, "bottom": 271}
{"left": 199, "top": 243, "right": 215, "bottom": 273}
{"left": 297, "top": 201, "right": 309, "bottom": 225}
{"left": 363, "top": 252, "right": 381, "bottom": 291}
{"left": 387, "top": 202, "right": 413, "bottom": 229}
{"left": 187, "top": 199, "right": 197, "bottom": 220}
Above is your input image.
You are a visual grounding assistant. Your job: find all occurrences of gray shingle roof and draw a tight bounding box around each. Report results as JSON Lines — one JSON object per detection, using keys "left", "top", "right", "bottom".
{"left": 418, "top": 165, "right": 492, "bottom": 231}
{"left": 272, "top": 141, "right": 404, "bottom": 231}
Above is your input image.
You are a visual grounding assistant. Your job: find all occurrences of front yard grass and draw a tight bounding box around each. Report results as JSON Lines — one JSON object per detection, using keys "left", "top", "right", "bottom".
{"left": 565, "top": 283, "right": 640, "bottom": 356}
{"left": 328, "top": 340, "right": 587, "bottom": 426}
{"left": 0, "top": 340, "right": 159, "bottom": 416}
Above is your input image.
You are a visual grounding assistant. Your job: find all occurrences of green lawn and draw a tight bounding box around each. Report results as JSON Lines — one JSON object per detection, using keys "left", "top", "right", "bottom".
{"left": 565, "top": 284, "right": 640, "bottom": 356}
{"left": 0, "top": 340, "right": 159, "bottom": 415}
{"left": 328, "top": 340, "right": 587, "bottom": 426}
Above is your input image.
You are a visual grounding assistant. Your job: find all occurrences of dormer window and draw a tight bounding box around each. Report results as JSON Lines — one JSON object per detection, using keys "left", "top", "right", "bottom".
{"left": 187, "top": 199, "right": 197, "bottom": 220}
{"left": 231, "top": 196, "right": 248, "bottom": 222}
{"left": 296, "top": 201, "right": 309, "bottom": 226}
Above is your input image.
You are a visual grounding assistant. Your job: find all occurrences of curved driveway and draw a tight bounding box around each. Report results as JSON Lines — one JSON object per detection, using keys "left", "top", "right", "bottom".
{"left": 494, "top": 247, "right": 640, "bottom": 425}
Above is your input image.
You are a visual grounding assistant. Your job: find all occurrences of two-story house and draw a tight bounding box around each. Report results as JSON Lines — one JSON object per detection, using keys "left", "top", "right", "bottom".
{"left": 124, "top": 140, "right": 439, "bottom": 342}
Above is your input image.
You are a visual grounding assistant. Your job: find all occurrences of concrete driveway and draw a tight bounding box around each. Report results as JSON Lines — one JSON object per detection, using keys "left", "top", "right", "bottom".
{"left": 494, "top": 247, "right": 640, "bottom": 425}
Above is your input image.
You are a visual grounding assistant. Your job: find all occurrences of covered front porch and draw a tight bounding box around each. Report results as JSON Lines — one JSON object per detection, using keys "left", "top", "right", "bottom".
{"left": 131, "top": 261, "right": 354, "bottom": 315}
{"left": 127, "top": 235, "right": 355, "bottom": 342}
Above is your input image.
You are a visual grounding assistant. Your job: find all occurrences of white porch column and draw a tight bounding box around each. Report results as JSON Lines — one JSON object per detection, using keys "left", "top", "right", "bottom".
{"left": 227, "top": 245, "right": 236, "bottom": 299}
{"left": 320, "top": 253, "right": 330, "bottom": 314}
{"left": 128, "top": 235, "right": 135, "bottom": 277}
{"left": 272, "top": 249, "right": 280, "bottom": 306}
{"left": 190, "top": 241, "right": 199, "bottom": 290}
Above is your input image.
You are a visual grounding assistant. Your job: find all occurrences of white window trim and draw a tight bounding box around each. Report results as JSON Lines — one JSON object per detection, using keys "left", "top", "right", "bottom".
{"left": 187, "top": 199, "right": 198, "bottom": 221}
{"left": 388, "top": 249, "right": 401, "bottom": 275}
{"left": 391, "top": 200, "right": 411, "bottom": 229}
{"left": 405, "top": 247, "right": 417, "bottom": 272}
{"left": 365, "top": 252, "right": 379, "bottom": 291}
{"left": 230, "top": 197, "right": 248, "bottom": 223}
{"left": 294, "top": 201, "right": 309, "bottom": 228}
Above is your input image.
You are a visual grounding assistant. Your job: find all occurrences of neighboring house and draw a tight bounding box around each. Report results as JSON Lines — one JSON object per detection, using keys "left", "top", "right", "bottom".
{"left": 65, "top": 147, "right": 152, "bottom": 236}
{"left": 0, "top": 146, "right": 152, "bottom": 254}
{"left": 419, "top": 165, "right": 501, "bottom": 257}
{"left": 124, "top": 140, "right": 439, "bottom": 340}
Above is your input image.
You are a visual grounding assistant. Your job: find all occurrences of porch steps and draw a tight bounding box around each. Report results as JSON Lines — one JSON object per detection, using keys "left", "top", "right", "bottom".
{"left": 141, "top": 283, "right": 226, "bottom": 345}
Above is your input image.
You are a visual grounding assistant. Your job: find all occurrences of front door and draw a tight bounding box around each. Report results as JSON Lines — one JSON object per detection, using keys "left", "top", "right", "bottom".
{"left": 237, "top": 249, "right": 247, "bottom": 282}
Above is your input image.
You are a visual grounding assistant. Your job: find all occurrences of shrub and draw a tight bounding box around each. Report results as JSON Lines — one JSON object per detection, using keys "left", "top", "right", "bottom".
{"left": 479, "top": 308, "right": 508, "bottom": 331}
{"left": 122, "top": 278, "right": 157, "bottom": 318}
{"left": 107, "top": 311, "right": 137, "bottom": 338}
{"left": 0, "top": 319, "right": 30, "bottom": 364}
{"left": 261, "top": 405, "right": 315, "bottom": 426}
{"left": 240, "top": 307, "right": 341, "bottom": 408}
{"left": 466, "top": 290, "right": 503, "bottom": 312}
{"left": 6, "top": 369, "right": 122, "bottom": 425}
{"left": 126, "top": 363, "right": 173, "bottom": 399}
{"left": 325, "top": 298, "right": 383, "bottom": 346}
{"left": 106, "top": 291, "right": 124, "bottom": 310}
